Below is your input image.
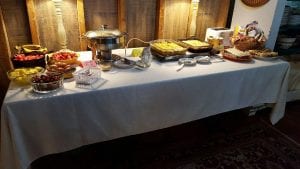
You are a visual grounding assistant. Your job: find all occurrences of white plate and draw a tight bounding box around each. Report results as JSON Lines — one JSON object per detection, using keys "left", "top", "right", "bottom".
{"left": 194, "top": 56, "right": 211, "bottom": 64}
{"left": 178, "top": 58, "right": 196, "bottom": 66}
{"left": 253, "top": 55, "right": 278, "bottom": 61}
{"left": 113, "top": 59, "right": 135, "bottom": 69}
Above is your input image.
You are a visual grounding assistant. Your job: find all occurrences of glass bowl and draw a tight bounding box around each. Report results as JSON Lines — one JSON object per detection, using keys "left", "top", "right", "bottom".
{"left": 46, "top": 62, "right": 77, "bottom": 79}
{"left": 31, "top": 72, "right": 64, "bottom": 93}
{"left": 7, "top": 67, "right": 45, "bottom": 86}
{"left": 73, "top": 67, "right": 101, "bottom": 85}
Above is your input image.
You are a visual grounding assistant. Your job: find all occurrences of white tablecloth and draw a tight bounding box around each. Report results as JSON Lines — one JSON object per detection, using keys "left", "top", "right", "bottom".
{"left": 1, "top": 49, "right": 290, "bottom": 169}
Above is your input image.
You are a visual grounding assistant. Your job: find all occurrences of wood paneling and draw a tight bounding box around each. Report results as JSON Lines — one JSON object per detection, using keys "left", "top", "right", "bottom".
{"left": 0, "top": 0, "right": 32, "bottom": 55}
{"left": 77, "top": 0, "right": 87, "bottom": 50}
{"left": 156, "top": 0, "right": 165, "bottom": 39}
{"left": 160, "top": 0, "right": 191, "bottom": 39}
{"left": 26, "top": 0, "right": 82, "bottom": 52}
{"left": 84, "top": 0, "right": 118, "bottom": 30}
{"left": 125, "top": 0, "right": 157, "bottom": 47}
{"left": 0, "top": 6, "right": 11, "bottom": 106}
{"left": 26, "top": 0, "right": 40, "bottom": 45}
{"left": 195, "top": 0, "right": 231, "bottom": 40}
{"left": 3, "top": 0, "right": 232, "bottom": 51}
{"left": 118, "top": 0, "right": 127, "bottom": 33}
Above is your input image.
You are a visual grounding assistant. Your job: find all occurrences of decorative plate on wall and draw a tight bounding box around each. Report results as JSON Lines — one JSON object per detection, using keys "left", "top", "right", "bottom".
{"left": 241, "top": 0, "right": 270, "bottom": 7}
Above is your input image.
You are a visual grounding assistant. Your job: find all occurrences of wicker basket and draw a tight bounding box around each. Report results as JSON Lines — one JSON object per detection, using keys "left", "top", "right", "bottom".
{"left": 233, "top": 37, "right": 264, "bottom": 51}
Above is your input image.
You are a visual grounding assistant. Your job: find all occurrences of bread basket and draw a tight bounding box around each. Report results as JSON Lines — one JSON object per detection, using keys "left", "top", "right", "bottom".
{"left": 233, "top": 37, "right": 264, "bottom": 51}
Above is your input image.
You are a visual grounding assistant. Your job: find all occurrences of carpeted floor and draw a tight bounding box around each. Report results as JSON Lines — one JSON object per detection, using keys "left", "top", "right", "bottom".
{"left": 31, "top": 108, "right": 300, "bottom": 169}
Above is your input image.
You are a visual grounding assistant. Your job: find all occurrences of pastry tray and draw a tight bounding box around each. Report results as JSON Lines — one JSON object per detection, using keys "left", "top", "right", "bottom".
{"left": 151, "top": 49, "right": 210, "bottom": 62}
{"left": 177, "top": 39, "right": 213, "bottom": 53}
{"left": 150, "top": 39, "right": 187, "bottom": 56}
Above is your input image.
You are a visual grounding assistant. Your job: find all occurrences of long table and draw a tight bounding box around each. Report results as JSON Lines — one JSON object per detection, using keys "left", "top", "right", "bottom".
{"left": 1, "top": 49, "right": 290, "bottom": 169}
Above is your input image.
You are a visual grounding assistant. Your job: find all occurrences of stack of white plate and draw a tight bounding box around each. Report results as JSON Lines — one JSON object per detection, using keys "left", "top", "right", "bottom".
{"left": 277, "top": 37, "right": 296, "bottom": 49}
{"left": 281, "top": 6, "right": 291, "bottom": 26}
{"left": 288, "top": 15, "right": 300, "bottom": 26}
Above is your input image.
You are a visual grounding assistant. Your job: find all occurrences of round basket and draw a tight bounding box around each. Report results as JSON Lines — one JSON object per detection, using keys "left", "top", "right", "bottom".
{"left": 241, "top": 0, "right": 270, "bottom": 7}
{"left": 233, "top": 37, "right": 264, "bottom": 51}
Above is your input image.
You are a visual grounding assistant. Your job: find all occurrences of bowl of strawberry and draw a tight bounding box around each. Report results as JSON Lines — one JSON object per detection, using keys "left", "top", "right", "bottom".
{"left": 48, "top": 50, "right": 80, "bottom": 65}
{"left": 12, "top": 53, "right": 46, "bottom": 68}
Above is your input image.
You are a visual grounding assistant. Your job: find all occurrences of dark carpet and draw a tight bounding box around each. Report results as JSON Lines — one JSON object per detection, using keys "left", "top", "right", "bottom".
{"left": 31, "top": 110, "right": 300, "bottom": 169}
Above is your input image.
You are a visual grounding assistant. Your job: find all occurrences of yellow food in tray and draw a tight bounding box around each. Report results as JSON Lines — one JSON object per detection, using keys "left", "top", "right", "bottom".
{"left": 152, "top": 42, "right": 185, "bottom": 51}
{"left": 7, "top": 67, "right": 44, "bottom": 86}
{"left": 182, "top": 40, "right": 210, "bottom": 47}
{"left": 150, "top": 40, "right": 187, "bottom": 56}
{"left": 179, "top": 39, "right": 212, "bottom": 53}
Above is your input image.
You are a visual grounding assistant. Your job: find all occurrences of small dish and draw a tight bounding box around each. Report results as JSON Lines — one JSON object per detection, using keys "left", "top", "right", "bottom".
{"left": 178, "top": 58, "right": 196, "bottom": 66}
{"left": 194, "top": 56, "right": 211, "bottom": 64}
{"left": 113, "top": 58, "right": 136, "bottom": 69}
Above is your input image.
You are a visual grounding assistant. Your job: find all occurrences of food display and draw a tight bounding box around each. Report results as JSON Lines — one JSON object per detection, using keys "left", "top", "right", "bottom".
{"left": 223, "top": 48, "right": 252, "bottom": 62}
{"left": 31, "top": 72, "right": 63, "bottom": 93}
{"left": 249, "top": 49, "right": 278, "bottom": 60}
{"left": 231, "top": 21, "right": 266, "bottom": 51}
{"left": 7, "top": 67, "right": 44, "bottom": 86}
{"left": 150, "top": 39, "right": 187, "bottom": 56}
{"left": 47, "top": 62, "right": 76, "bottom": 79}
{"left": 16, "top": 44, "right": 47, "bottom": 54}
{"left": 179, "top": 39, "right": 212, "bottom": 53}
{"left": 12, "top": 44, "right": 47, "bottom": 68}
{"left": 48, "top": 50, "right": 79, "bottom": 65}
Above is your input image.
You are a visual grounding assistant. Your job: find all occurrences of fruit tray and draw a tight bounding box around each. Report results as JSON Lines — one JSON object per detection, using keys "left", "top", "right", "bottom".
{"left": 150, "top": 39, "right": 187, "bottom": 56}
{"left": 7, "top": 67, "right": 45, "bottom": 86}
{"left": 11, "top": 54, "right": 46, "bottom": 68}
{"left": 47, "top": 50, "right": 80, "bottom": 65}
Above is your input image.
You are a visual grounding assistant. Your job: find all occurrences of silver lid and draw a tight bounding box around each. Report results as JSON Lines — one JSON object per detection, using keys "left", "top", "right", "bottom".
{"left": 85, "top": 25, "right": 122, "bottom": 39}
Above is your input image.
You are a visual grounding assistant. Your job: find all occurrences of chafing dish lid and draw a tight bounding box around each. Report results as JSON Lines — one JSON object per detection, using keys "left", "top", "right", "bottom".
{"left": 85, "top": 25, "right": 122, "bottom": 39}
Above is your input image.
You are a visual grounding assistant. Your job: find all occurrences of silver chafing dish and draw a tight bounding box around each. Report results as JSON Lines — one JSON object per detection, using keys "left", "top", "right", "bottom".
{"left": 84, "top": 25, "right": 126, "bottom": 61}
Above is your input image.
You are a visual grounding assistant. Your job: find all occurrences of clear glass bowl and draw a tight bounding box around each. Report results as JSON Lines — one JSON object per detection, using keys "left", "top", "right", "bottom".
{"left": 7, "top": 67, "right": 45, "bottom": 86}
{"left": 73, "top": 67, "right": 101, "bottom": 85}
{"left": 31, "top": 72, "right": 64, "bottom": 93}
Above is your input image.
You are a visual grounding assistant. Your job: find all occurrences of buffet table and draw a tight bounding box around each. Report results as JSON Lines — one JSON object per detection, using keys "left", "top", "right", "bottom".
{"left": 1, "top": 49, "right": 290, "bottom": 169}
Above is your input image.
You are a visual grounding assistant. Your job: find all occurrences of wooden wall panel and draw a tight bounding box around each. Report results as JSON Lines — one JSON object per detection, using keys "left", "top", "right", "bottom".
{"left": 84, "top": 0, "right": 118, "bottom": 31}
{"left": 125, "top": 0, "right": 157, "bottom": 47}
{"left": 26, "top": 0, "right": 82, "bottom": 52}
{"left": 195, "top": 0, "right": 231, "bottom": 40}
{"left": 0, "top": 5, "right": 12, "bottom": 106}
{"left": 1, "top": 0, "right": 232, "bottom": 53}
{"left": 161, "top": 0, "right": 191, "bottom": 39}
{"left": 0, "top": 0, "right": 32, "bottom": 55}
